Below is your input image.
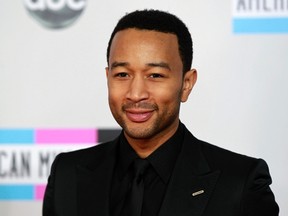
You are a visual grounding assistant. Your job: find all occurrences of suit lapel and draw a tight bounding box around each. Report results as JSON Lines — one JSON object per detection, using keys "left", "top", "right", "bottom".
{"left": 76, "top": 140, "right": 118, "bottom": 216}
{"left": 159, "top": 128, "right": 220, "bottom": 216}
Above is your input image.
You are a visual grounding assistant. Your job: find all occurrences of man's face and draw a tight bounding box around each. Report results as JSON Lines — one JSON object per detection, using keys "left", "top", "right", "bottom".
{"left": 106, "top": 29, "right": 195, "bottom": 144}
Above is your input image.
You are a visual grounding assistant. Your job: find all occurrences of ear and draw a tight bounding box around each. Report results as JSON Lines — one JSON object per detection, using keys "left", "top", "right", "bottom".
{"left": 181, "top": 69, "right": 197, "bottom": 102}
{"left": 105, "top": 67, "right": 109, "bottom": 78}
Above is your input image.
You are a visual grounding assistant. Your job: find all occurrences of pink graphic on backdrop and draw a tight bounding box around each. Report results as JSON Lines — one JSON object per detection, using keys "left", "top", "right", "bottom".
{"left": 35, "top": 185, "right": 46, "bottom": 200}
{"left": 35, "top": 129, "right": 98, "bottom": 144}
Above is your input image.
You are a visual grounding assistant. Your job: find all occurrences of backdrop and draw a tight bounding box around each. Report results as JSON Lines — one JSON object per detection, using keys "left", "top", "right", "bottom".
{"left": 1, "top": 1, "right": 287, "bottom": 215}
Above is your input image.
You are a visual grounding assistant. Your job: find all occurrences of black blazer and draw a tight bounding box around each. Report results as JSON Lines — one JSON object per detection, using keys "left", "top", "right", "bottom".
{"left": 43, "top": 125, "right": 279, "bottom": 216}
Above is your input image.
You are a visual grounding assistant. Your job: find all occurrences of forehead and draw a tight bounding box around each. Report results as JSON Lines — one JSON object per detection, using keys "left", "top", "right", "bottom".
{"left": 109, "top": 28, "right": 181, "bottom": 62}
{"left": 111, "top": 28, "right": 178, "bottom": 46}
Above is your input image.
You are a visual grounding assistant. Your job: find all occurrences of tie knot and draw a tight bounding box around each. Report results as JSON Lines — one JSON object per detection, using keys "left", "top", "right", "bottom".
{"left": 133, "top": 158, "right": 150, "bottom": 181}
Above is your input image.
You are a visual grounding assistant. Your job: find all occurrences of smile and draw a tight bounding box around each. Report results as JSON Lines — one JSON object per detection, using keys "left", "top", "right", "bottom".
{"left": 125, "top": 110, "right": 154, "bottom": 123}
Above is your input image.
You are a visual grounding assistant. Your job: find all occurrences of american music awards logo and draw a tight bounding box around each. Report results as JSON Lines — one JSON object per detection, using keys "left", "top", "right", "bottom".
{"left": 0, "top": 128, "right": 120, "bottom": 200}
{"left": 233, "top": 0, "right": 288, "bottom": 33}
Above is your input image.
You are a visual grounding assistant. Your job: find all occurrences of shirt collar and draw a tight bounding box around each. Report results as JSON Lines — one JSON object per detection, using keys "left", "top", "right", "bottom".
{"left": 117, "top": 133, "right": 138, "bottom": 180}
{"left": 117, "top": 122, "right": 184, "bottom": 183}
{"left": 146, "top": 123, "right": 184, "bottom": 183}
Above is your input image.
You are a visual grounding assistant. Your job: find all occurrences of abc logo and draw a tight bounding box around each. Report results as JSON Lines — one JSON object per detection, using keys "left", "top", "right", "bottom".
{"left": 23, "top": 0, "right": 87, "bottom": 29}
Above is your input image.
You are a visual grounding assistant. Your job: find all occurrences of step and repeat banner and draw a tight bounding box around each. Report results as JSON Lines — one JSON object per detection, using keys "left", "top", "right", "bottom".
{"left": 0, "top": 128, "right": 120, "bottom": 200}
{"left": 1, "top": 1, "right": 287, "bottom": 215}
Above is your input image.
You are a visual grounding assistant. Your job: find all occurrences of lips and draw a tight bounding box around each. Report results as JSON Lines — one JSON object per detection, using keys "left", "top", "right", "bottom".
{"left": 125, "top": 110, "right": 154, "bottom": 122}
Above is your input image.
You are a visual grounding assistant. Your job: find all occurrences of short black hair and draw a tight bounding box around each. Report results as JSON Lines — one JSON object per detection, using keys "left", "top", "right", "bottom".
{"left": 106, "top": 9, "right": 193, "bottom": 73}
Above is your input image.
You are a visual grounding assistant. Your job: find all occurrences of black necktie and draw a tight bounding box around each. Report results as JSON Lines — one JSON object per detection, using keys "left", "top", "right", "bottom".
{"left": 121, "top": 158, "right": 150, "bottom": 216}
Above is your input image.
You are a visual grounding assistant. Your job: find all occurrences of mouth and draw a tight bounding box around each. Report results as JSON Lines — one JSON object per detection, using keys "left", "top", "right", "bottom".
{"left": 125, "top": 109, "right": 154, "bottom": 123}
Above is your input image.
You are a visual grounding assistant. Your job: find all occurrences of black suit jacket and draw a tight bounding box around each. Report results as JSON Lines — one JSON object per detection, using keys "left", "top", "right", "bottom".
{"left": 43, "top": 125, "right": 279, "bottom": 216}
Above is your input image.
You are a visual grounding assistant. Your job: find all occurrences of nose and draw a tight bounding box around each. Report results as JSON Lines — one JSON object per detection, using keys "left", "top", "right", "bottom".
{"left": 126, "top": 75, "right": 149, "bottom": 102}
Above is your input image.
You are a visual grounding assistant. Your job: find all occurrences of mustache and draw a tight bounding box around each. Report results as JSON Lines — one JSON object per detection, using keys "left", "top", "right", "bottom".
{"left": 122, "top": 102, "right": 158, "bottom": 111}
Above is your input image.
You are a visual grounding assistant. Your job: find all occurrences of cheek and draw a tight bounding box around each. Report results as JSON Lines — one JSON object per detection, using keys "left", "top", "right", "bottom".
{"left": 108, "top": 91, "right": 119, "bottom": 104}
{"left": 108, "top": 86, "right": 125, "bottom": 108}
{"left": 152, "top": 86, "right": 182, "bottom": 106}
{"left": 153, "top": 79, "right": 183, "bottom": 98}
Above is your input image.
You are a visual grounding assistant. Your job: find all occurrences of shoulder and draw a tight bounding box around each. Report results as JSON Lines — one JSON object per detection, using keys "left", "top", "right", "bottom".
{"left": 200, "top": 140, "right": 258, "bottom": 167}
{"left": 191, "top": 136, "right": 274, "bottom": 191}
{"left": 181, "top": 125, "right": 279, "bottom": 214}
{"left": 64, "top": 139, "right": 116, "bottom": 157}
{"left": 196, "top": 135, "right": 265, "bottom": 171}
{"left": 201, "top": 138, "right": 271, "bottom": 176}
{"left": 52, "top": 139, "right": 118, "bottom": 168}
{"left": 183, "top": 125, "right": 266, "bottom": 176}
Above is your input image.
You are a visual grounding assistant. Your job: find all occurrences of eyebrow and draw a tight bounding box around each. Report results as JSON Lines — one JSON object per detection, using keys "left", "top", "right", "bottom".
{"left": 109, "top": 61, "right": 171, "bottom": 71}
{"left": 110, "top": 61, "right": 130, "bottom": 69}
{"left": 146, "top": 62, "right": 171, "bottom": 71}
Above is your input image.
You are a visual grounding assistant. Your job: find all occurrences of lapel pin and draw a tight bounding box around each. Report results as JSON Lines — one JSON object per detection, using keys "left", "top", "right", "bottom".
{"left": 192, "top": 189, "right": 205, "bottom": 197}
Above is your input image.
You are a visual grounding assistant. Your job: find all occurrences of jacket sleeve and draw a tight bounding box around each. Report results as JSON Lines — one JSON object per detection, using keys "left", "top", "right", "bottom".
{"left": 42, "top": 153, "right": 62, "bottom": 216}
{"left": 241, "top": 159, "right": 279, "bottom": 216}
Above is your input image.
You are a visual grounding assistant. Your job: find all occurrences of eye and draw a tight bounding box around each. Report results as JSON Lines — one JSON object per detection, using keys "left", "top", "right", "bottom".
{"left": 149, "top": 73, "right": 164, "bottom": 78}
{"left": 115, "top": 72, "right": 129, "bottom": 78}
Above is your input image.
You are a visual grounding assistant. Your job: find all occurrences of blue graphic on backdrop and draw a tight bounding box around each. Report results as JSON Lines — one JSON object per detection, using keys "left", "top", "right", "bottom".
{"left": 233, "top": 0, "right": 288, "bottom": 33}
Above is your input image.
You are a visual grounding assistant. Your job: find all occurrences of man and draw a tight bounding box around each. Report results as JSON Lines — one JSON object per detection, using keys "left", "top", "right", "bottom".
{"left": 43, "top": 9, "right": 279, "bottom": 216}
